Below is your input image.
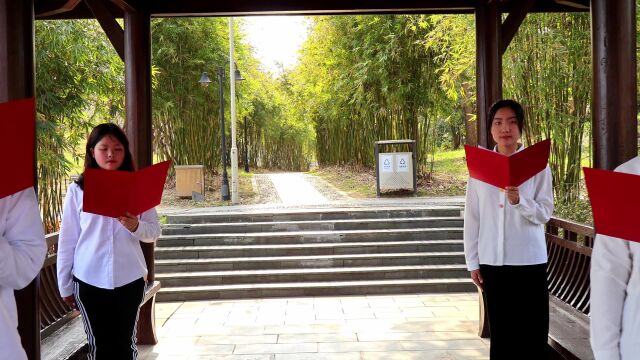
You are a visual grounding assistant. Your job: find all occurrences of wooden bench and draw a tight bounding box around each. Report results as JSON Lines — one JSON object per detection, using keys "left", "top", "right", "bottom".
{"left": 476, "top": 217, "right": 595, "bottom": 360}
{"left": 40, "top": 233, "right": 161, "bottom": 360}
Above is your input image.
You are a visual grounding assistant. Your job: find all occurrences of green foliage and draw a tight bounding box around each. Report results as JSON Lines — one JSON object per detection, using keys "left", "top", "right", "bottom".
{"left": 35, "top": 20, "right": 124, "bottom": 232}
{"left": 151, "top": 18, "right": 312, "bottom": 172}
{"left": 291, "top": 16, "right": 451, "bottom": 174}
{"left": 503, "top": 13, "right": 592, "bottom": 206}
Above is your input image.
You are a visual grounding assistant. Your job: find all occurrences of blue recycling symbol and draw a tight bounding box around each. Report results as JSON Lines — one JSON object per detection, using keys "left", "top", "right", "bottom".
{"left": 399, "top": 159, "right": 406, "bottom": 165}
{"left": 384, "top": 159, "right": 391, "bottom": 165}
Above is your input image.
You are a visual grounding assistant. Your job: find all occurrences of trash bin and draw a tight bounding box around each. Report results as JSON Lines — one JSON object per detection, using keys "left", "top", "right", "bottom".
{"left": 374, "top": 140, "right": 417, "bottom": 197}
{"left": 175, "top": 165, "right": 204, "bottom": 198}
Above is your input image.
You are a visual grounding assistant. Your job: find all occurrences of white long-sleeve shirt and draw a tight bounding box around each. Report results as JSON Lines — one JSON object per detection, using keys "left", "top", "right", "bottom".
{"left": 0, "top": 187, "right": 46, "bottom": 360}
{"left": 590, "top": 156, "right": 640, "bottom": 360}
{"left": 463, "top": 145, "right": 554, "bottom": 271}
{"left": 57, "top": 182, "right": 161, "bottom": 297}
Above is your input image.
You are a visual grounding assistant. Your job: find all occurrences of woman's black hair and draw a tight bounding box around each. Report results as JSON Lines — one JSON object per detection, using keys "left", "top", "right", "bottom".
{"left": 488, "top": 99, "right": 525, "bottom": 133}
{"left": 74, "top": 123, "right": 135, "bottom": 190}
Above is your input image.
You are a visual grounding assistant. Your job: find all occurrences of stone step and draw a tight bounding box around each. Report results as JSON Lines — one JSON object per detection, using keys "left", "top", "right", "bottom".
{"left": 161, "top": 217, "right": 463, "bottom": 235}
{"left": 165, "top": 206, "right": 462, "bottom": 224}
{"left": 156, "top": 264, "right": 470, "bottom": 287}
{"left": 155, "top": 240, "right": 464, "bottom": 259}
{"left": 156, "top": 278, "right": 476, "bottom": 301}
{"left": 157, "top": 228, "right": 463, "bottom": 247}
{"left": 155, "top": 252, "right": 466, "bottom": 272}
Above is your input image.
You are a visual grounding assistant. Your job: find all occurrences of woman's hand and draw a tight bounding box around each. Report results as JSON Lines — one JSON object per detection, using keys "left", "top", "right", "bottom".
{"left": 118, "top": 212, "right": 139, "bottom": 232}
{"left": 470, "top": 269, "right": 484, "bottom": 290}
{"left": 505, "top": 186, "right": 520, "bottom": 205}
{"left": 63, "top": 295, "right": 77, "bottom": 310}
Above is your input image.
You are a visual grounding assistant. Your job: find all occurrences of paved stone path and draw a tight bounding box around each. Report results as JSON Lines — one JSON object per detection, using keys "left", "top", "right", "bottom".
{"left": 138, "top": 293, "right": 487, "bottom": 360}
{"left": 269, "top": 173, "right": 328, "bottom": 205}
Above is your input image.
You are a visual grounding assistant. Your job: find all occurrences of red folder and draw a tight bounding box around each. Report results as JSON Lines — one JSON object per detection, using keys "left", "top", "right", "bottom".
{"left": 464, "top": 139, "right": 551, "bottom": 188}
{"left": 83, "top": 160, "right": 171, "bottom": 217}
{"left": 584, "top": 167, "right": 640, "bottom": 243}
{"left": 1, "top": 98, "right": 35, "bottom": 199}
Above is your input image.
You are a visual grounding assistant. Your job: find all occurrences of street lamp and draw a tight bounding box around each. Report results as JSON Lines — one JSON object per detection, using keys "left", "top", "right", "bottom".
{"left": 244, "top": 116, "right": 249, "bottom": 172}
{"left": 199, "top": 67, "right": 244, "bottom": 201}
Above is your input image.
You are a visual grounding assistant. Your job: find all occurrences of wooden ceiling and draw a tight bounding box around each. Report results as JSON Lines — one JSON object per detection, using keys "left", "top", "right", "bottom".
{"left": 35, "top": 0, "right": 589, "bottom": 19}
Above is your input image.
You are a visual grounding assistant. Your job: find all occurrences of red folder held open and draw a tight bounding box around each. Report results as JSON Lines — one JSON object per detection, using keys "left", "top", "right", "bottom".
{"left": 83, "top": 160, "right": 171, "bottom": 217}
{"left": 584, "top": 167, "right": 640, "bottom": 243}
{"left": 464, "top": 139, "right": 551, "bottom": 188}
{"left": 1, "top": 98, "right": 35, "bottom": 199}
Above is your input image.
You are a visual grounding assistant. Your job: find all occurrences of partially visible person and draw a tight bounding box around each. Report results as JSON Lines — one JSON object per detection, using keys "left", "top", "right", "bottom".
{"left": 590, "top": 156, "right": 640, "bottom": 360}
{"left": 464, "top": 99, "right": 554, "bottom": 359}
{"left": 0, "top": 187, "right": 47, "bottom": 360}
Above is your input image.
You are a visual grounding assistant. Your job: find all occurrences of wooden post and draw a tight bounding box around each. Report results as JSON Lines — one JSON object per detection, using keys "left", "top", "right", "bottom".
{"left": 475, "top": 0, "right": 502, "bottom": 149}
{"left": 474, "top": 0, "right": 502, "bottom": 338}
{"left": 124, "top": 4, "right": 158, "bottom": 345}
{"left": 591, "top": 0, "right": 637, "bottom": 170}
{"left": 0, "top": 1, "right": 39, "bottom": 359}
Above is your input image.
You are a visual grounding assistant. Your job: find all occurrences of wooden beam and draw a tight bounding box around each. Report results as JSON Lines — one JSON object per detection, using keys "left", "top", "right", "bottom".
{"left": 35, "top": 0, "right": 590, "bottom": 19}
{"left": 554, "top": 0, "right": 589, "bottom": 10}
{"left": 85, "top": 0, "right": 124, "bottom": 61}
{"left": 109, "top": 0, "right": 139, "bottom": 12}
{"left": 500, "top": 0, "right": 535, "bottom": 55}
{"left": 34, "top": 0, "right": 80, "bottom": 17}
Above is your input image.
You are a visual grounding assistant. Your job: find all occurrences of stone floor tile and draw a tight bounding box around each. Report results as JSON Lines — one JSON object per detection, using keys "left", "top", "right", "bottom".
{"left": 277, "top": 333, "right": 358, "bottom": 343}
{"left": 234, "top": 343, "right": 318, "bottom": 354}
{"left": 318, "top": 341, "right": 404, "bottom": 352}
{"left": 275, "top": 353, "right": 361, "bottom": 360}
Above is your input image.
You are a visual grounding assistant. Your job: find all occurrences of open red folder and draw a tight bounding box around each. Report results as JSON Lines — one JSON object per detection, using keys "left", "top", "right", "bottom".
{"left": 464, "top": 139, "right": 551, "bottom": 188}
{"left": 584, "top": 167, "right": 640, "bottom": 243}
{"left": 1, "top": 98, "right": 35, "bottom": 199}
{"left": 83, "top": 160, "right": 171, "bottom": 217}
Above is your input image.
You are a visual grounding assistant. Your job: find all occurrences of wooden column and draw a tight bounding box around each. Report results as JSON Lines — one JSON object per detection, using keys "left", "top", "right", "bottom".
{"left": 0, "top": 1, "right": 39, "bottom": 359}
{"left": 124, "top": 7, "right": 152, "bottom": 169}
{"left": 475, "top": 0, "right": 502, "bottom": 149}
{"left": 591, "top": 0, "right": 637, "bottom": 170}
{"left": 124, "top": 5, "right": 158, "bottom": 345}
{"left": 474, "top": 0, "right": 501, "bottom": 338}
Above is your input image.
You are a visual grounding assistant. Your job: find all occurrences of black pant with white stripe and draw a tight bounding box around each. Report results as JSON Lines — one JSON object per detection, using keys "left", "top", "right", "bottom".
{"left": 74, "top": 277, "right": 146, "bottom": 360}
{"left": 480, "top": 263, "right": 550, "bottom": 360}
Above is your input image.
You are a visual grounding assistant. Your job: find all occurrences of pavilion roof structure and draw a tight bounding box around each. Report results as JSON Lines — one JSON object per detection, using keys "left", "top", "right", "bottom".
{"left": 35, "top": 0, "right": 589, "bottom": 19}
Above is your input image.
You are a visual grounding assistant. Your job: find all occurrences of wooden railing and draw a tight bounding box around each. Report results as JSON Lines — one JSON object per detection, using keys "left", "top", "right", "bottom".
{"left": 545, "top": 217, "right": 594, "bottom": 314}
{"left": 39, "top": 233, "right": 78, "bottom": 338}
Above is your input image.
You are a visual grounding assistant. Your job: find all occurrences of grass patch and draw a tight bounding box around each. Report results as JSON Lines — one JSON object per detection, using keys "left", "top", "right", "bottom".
{"left": 309, "top": 165, "right": 376, "bottom": 198}
{"left": 310, "top": 149, "right": 468, "bottom": 198}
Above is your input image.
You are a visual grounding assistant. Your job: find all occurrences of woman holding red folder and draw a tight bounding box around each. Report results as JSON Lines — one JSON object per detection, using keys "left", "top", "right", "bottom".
{"left": 590, "top": 158, "right": 640, "bottom": 360}
{"left": 57, "top": 123, "right": 161, "bottom": 359}
{"left": 463, "top": 99, "right": 554, "bottom": 359}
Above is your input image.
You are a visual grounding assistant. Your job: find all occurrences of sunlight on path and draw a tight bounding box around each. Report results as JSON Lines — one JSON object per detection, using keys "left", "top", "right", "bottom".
{"left": 269, "top": 173, "right": 328, "bottom": 205}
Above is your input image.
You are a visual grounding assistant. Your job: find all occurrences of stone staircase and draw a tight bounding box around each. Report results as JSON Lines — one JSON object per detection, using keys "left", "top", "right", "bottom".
{"left": 155, "top": 206, "right": 474, "bottom": 301}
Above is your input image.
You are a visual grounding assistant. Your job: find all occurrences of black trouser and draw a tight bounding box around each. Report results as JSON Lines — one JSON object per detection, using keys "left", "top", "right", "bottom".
{"left": 74, "top": 277, "right": 146, "bottom": 360}
{"left": 480, "top": 264, "right": 549, "bottom": 360}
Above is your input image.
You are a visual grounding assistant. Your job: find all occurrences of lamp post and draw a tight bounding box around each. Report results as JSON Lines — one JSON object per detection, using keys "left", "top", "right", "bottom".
{"left": 199, "top": 67, "right": 230, "bottom": 201}
{"left": 244, "top": 116, "right": 249, "bottom": 172}
{"left": 229, "top": 17, "right": 239, "bottom": 204}
{"left": 199, "top": 66, "right": 245, "bottom": 201}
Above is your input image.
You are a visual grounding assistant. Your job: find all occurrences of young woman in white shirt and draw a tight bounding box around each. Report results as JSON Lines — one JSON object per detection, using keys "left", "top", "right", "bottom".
{"left": 590, "top": 157, "right": 640, "bottom": 360}
{"left": 464, "top": 99, "right": 554, "bottom": 359}
{"left": 1, "top": 187, "right": 47, "bottom": 360}
{"left": 57, "top": 123, "right": 161, "bottom": 359}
